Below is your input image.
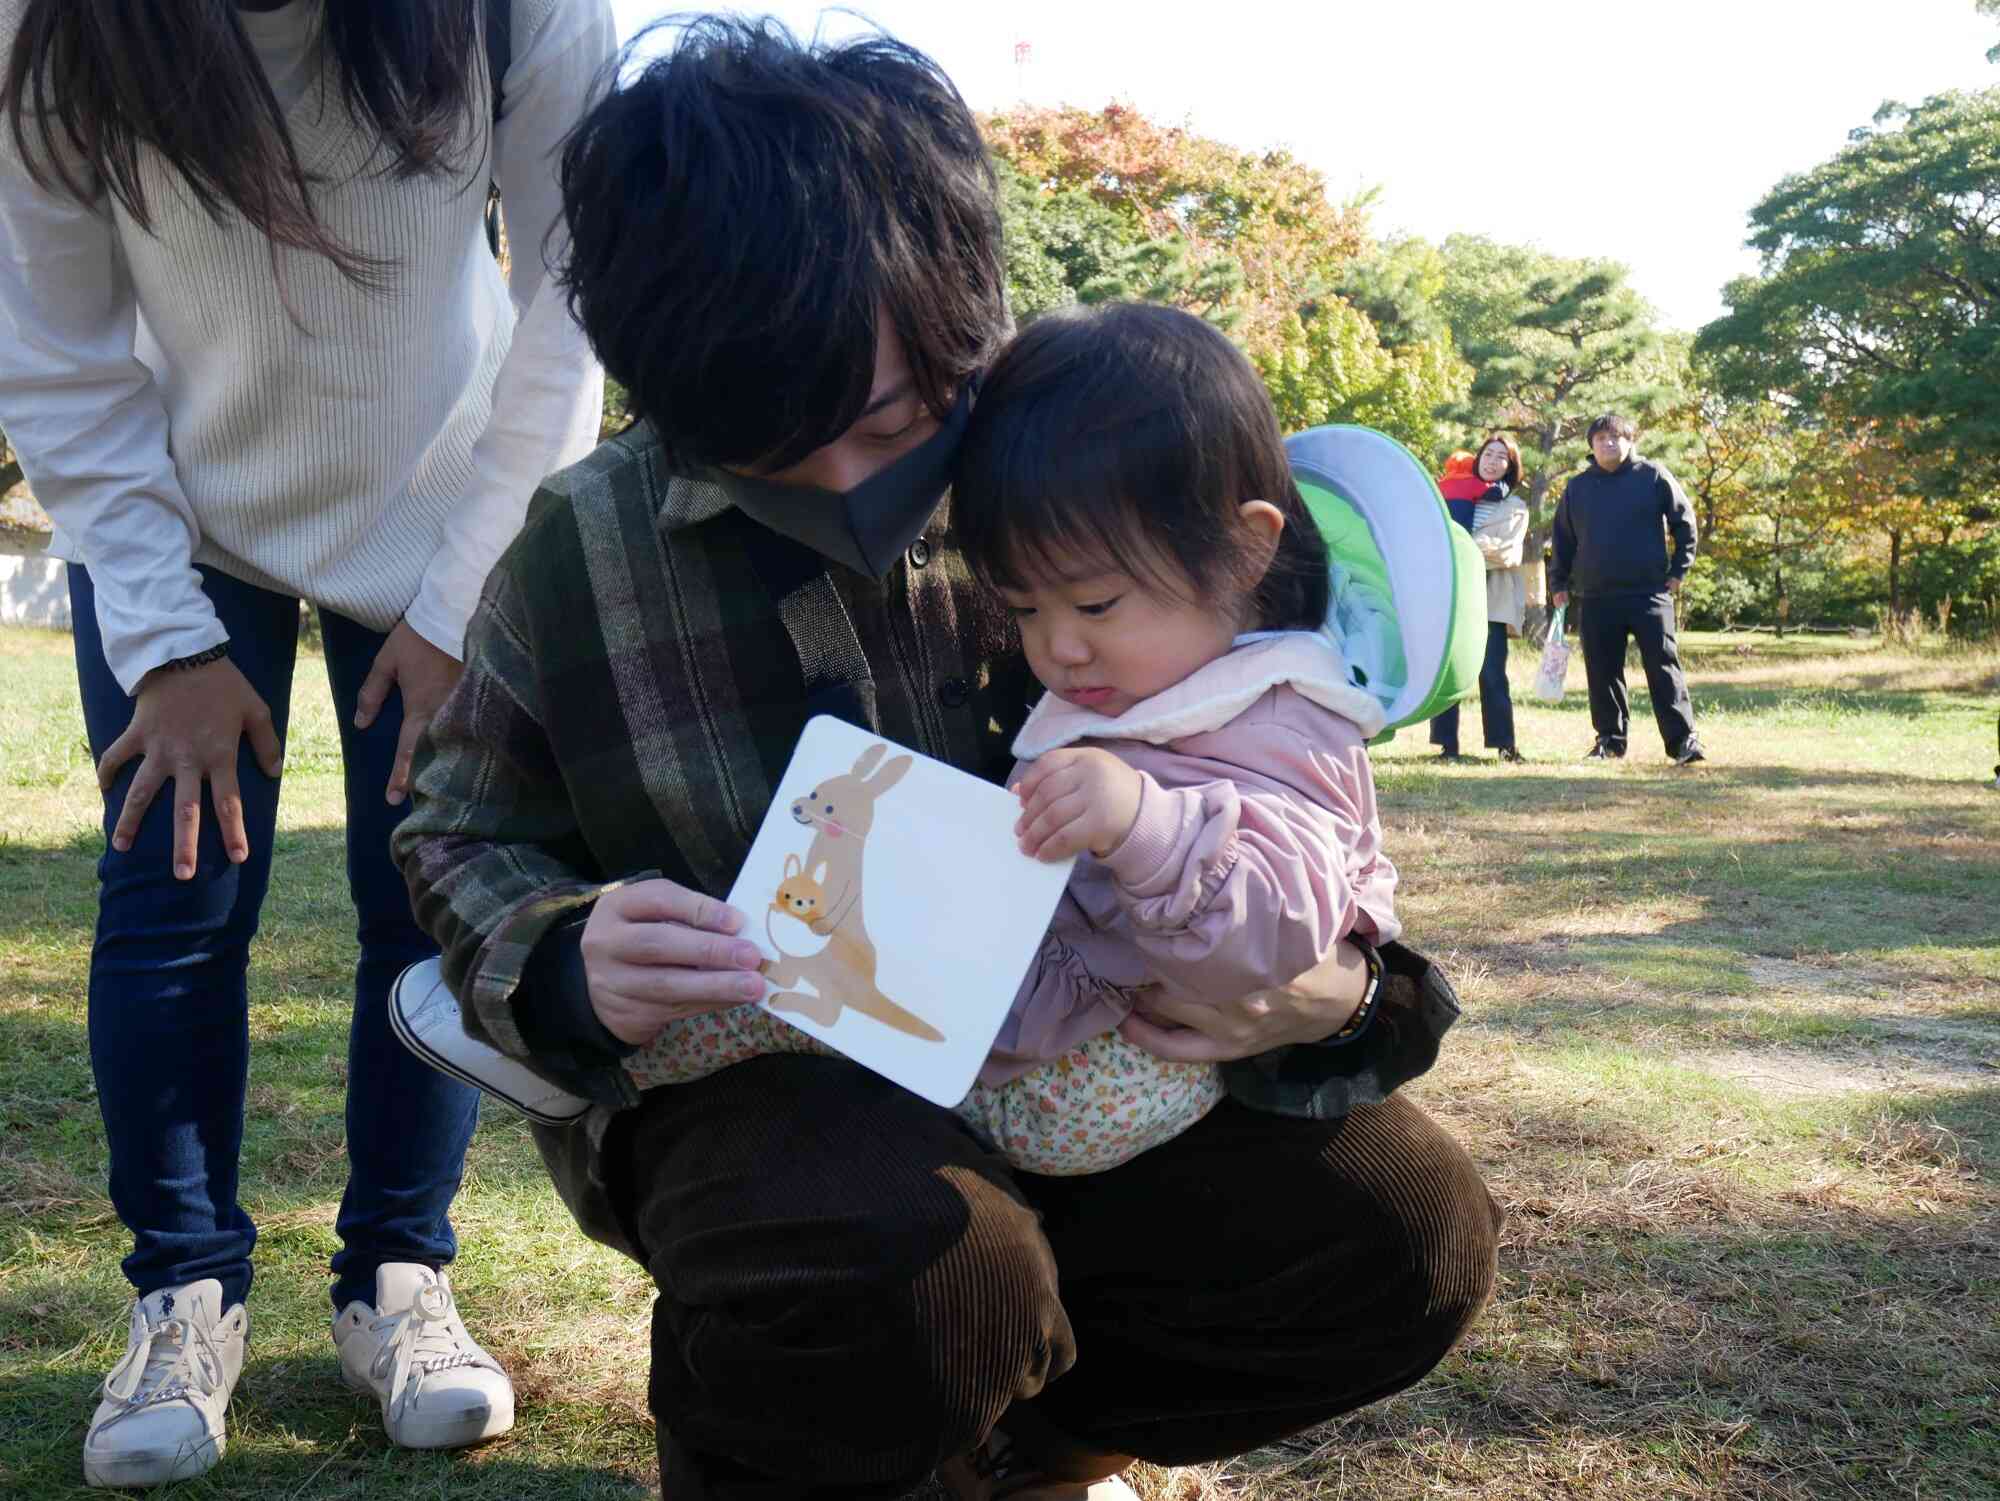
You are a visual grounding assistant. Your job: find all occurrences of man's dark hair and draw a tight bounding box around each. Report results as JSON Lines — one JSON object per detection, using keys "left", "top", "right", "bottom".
{"left": 954, "top": 303, "right": 1330, "bottom": 634}
{"left": 557, "top": 16, "right": 1008, "bottom": 474}
{"left": 4, "top": 0, "right": 491, "bottom": 288}
{"left": 1586, "top": 413, "right": 1637, "bottom": 443}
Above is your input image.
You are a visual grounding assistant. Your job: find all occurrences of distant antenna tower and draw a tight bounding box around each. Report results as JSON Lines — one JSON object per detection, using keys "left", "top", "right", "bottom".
{"left": 1014, "top": 40, "right": 1032, "bottom": 102}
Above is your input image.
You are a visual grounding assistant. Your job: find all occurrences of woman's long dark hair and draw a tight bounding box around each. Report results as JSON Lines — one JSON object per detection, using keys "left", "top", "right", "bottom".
{"left": 4, "top": 0, "right": 487, "bottom": 286}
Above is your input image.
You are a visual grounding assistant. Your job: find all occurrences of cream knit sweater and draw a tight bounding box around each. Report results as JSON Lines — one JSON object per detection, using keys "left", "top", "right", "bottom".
{"left": 0, "top": 0, "right": 614, "bottom": 691}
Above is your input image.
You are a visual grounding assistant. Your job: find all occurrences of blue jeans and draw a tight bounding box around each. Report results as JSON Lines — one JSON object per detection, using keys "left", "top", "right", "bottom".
{"left": 70, "top": 564, "right": 479, "bottom": 1312}
{"left": 1428, "top": 622, "right": 1517, "bottom": 755}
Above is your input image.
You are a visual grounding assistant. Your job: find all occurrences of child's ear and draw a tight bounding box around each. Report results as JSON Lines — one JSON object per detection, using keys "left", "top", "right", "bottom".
{"left": 1238, "top": 500, "right": 1286, "bottom": 571}
{"left": 1238, "top": 500, "right": 1285, "bottom": 541}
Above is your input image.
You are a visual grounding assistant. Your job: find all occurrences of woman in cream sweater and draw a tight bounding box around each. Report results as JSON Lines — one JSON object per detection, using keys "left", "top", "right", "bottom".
{"left": 0, "top": 0, "right": 613, "bottom": 1483}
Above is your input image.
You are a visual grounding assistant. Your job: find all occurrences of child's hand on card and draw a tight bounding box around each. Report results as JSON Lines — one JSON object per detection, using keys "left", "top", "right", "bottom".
{"left": 1011, "top": 748, "right": 1143, "bottom": 861}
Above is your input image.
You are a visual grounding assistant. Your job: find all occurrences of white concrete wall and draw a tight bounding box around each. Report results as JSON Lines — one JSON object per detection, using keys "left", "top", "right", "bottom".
{"left": 0, "top": 547, "right": 70, "bottom": 630}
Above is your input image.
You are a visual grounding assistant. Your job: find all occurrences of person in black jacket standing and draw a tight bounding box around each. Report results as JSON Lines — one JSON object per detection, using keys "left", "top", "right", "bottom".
{"left": 1549, "top": 414, "right": 1706, "bottom": 765}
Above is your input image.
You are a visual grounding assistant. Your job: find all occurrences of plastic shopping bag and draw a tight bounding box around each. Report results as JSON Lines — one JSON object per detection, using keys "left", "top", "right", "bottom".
{"left": 1533, "top": 605, "right": 1571, "bottom": 703}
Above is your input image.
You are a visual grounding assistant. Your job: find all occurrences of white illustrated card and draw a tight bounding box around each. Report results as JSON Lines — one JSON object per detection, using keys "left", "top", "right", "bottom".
{"left": 726, "top": 715, "right": 1076, "bottom": 1107}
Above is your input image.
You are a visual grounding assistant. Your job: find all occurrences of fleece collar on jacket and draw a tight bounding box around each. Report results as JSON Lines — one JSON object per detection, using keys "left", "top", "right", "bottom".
{"left": 1012, "top": 628, "right": 1388, "bottom": 760}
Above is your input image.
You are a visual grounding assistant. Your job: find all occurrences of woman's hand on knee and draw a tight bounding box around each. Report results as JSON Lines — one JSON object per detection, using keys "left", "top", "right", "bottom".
{"left": 580, "top": 880, "right": 766, "bottom": 1046}
{"left": 355, "top": 621, "right": 464, "bottom": 807}
{"left": 1119, "top": 939, "right": 1368, "bottom": 1061}
{"left": 98, "top": 658, "right": 283, "bottom": 880}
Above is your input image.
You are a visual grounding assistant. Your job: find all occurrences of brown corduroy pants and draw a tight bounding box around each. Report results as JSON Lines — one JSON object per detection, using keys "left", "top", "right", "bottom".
{"left": 604, "top": 1055, "right": 1502, "bottom": 1498}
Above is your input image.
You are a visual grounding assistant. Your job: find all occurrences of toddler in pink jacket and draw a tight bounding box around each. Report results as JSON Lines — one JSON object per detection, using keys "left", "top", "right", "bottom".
{"left": 622, "top": 302, "right": 1401, "bottom": 1174}
{"left": 944, "top": 301, "right": 1401, "bottom": 1171}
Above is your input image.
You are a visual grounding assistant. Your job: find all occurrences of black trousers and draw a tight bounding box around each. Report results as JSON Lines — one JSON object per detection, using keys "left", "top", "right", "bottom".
{"left": 1429, "top": 621, "right": 1516, "bottom": 754}
{"left": 604, "top": 1055, "right": 1503, "bottom": 1498}
{"left": 1575, "top": 591, "right": 1697, "bottom": 755}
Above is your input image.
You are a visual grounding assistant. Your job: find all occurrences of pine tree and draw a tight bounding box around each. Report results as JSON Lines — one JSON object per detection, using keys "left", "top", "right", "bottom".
{"left": 1442, "top": 240, "right": 1677, "bottom": 536}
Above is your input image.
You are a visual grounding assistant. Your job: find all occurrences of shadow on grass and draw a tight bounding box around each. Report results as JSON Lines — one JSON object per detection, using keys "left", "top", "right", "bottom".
{"left": 1282, "top": 1208, "right": 2000, "bottom": 1501}
{"left": 1235, "top": 1080, "right": 2000, "bottom": 1498}
{"left": 0, "top": 1358, "right": 650, "bottom": 1499}
{"left": 1369, "top": 759, "right": 1998, "bottom": 959}
{"left": 1494, "top": 847, "right": 1989, "bottom": 952}
{"left": 1456, "top": 1062, "right": 2000, "bottom": 1193}
{"left": 1376, "top": 762, "right": 1995, "bottom": 800}
{"left": 1806, "top": 664, "right": 2000, "bottom": 697}
{"left": 1683, "top": 681, "right": 1971, "bottom": 720}
{"left": 1462, "top": 992, "right": 2000, "bottom": 1097}
{"left": 6, "top": 1076, "right": 1998, "bottom": 1501}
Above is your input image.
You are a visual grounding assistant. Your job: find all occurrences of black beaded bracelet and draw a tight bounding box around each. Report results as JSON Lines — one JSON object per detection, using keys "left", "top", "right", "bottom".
{"left": 1329, "top": 941, "right": 1386, "bottom": 1042}
{"left": 162, "top": 643, "right": 230, "bottom": 672}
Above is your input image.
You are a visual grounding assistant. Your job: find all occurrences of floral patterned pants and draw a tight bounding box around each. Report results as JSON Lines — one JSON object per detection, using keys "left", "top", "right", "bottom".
{"left": 625, "top": 1004, "right": 1223, "bottom": 1175}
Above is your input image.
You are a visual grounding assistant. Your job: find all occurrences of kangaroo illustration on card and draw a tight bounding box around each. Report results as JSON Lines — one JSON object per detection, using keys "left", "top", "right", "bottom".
{"left": 729, "top": 716, "right": 1075, "bottom": 1106}
{"left": 761, "top": 743, "right": 945, "bottom": 1042}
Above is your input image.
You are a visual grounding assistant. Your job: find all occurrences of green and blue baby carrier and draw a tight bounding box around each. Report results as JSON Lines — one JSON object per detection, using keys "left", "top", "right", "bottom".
{"left": 1284, "top": 425, "right": 1488, "bottom": 744}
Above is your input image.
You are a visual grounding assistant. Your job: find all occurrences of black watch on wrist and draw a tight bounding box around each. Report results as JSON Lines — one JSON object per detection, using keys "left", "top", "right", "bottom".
{"left": 162, "top": 642, "right": 230, "bottom": 672}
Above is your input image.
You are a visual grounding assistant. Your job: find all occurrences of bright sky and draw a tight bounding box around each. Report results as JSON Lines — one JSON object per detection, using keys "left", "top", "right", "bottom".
{"left": 606, "top": 1, "right": 2000, "bottom": 333}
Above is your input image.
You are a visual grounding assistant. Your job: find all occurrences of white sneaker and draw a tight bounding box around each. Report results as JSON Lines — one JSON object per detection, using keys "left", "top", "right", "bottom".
{"left": 83, "top": 1280, "right": 247, "bottom": 1489}
{"left": 333, "top": 1264, "right": 514, "bottom": 1449}
{"left": 389, "top": 957, "right": 590, "bottom": 1126}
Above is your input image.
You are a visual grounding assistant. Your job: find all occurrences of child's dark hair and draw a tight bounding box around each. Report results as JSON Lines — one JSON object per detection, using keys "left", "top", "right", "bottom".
{"left": 557, "top": 15, "right": 1008, "bottom": 473}
{"left": 954, "top": 303, "right": 1329, "bottom": 632}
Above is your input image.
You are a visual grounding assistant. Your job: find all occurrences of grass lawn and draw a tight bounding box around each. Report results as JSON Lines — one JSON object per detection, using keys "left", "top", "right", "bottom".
{"left": 2, "top": 623, "right": 1996, "bottom": 1500}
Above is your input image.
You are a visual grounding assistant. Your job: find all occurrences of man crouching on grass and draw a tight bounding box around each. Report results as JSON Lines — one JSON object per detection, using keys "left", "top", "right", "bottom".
{"left": 394, "top": 16, "right": 1503, "bottom": 1498}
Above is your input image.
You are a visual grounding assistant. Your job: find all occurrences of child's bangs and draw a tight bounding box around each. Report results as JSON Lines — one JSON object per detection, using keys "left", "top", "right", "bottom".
{"left": 971, "top": 457, "right": 1197, "bottom": 607}
{"left": 980, "top": 494, "right": 1192, "bottom": 604}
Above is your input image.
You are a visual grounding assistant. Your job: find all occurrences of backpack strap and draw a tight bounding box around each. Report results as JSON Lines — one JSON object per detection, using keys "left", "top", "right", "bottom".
{"left": 484, "top": 0, "right": 512, "bottom": 257}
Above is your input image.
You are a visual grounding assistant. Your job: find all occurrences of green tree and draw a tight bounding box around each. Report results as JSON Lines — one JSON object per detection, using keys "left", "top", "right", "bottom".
{"left": 1078, "top": 236, "right": 1246, "bottom": 332}
{"left": 994, "top": 157, "right": 1139, "bottom": 324}
{"left": 1695, "top": 89, "right": 2000, "bottom": 497}
{"left": 1652, "top": 345, "right": 1796, "bottom": 549}
{"left": 0, "top": 429, "right": 21, "bottom": 498}
{"left": 1680, "top": 396, "right": 1787, "bottom": 546}
{"left": 1335, "top": 235, "right": 1454, "bottom": 353}
{"left": 1250, "top": 291, "right": 1466, "bottom": 455}
{"left": 1438, "top": 237, "right": 1678, "bottom": 532}
{"left": 984, "top": 105, "right": 1462, "bottom": 452}
{"left": 980, "top": 103, "right": 1366, "bottom": 356}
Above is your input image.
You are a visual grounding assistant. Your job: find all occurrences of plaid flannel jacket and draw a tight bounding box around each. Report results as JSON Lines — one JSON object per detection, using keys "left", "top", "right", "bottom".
{"left": 394, "top": 424, "right": 1457, "bottom": 1255}
{"left": 393, "top": 423, "right": 1033, "bottom": 1252}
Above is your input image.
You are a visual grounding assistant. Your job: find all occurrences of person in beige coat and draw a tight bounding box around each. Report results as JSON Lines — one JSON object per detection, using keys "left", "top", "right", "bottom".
{"left": 1429, "top": 433, "right": 1529, "bottom": 762}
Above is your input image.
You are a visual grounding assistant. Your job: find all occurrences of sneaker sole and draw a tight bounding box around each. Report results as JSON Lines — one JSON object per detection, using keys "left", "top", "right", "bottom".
{"left": 340, "top": 1366, "right": 515, "bottom": 1449}
{"left": 386, "top": 971, "right": 589, "bottom": 1128}
{"left": 84, "top": 1434, "right": 223, "bottom": 1488}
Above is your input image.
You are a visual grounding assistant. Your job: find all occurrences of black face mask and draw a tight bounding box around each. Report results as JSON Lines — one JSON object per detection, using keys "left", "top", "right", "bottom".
{"left": 709, "top": 386, "right": 972, "bottom": 579}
